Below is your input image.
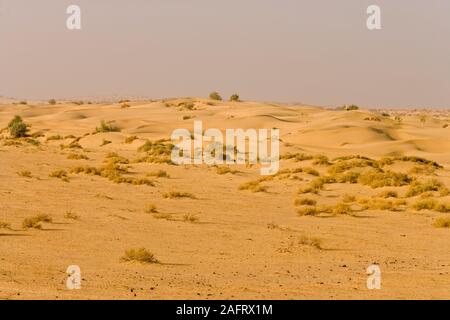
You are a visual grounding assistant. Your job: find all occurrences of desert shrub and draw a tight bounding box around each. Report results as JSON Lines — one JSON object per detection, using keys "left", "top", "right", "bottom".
{"left": 229, "top": 94, "right": 240, "bottom": 102}
{"left": 122, "top": 248, "right": 159, "bottom": 264}
{"left": 292, "top": 167, "right": 319, "bottom": 176}
{"left": 67, "top": 153, "right": 89, "bottom": 160}
{"left": 406, "top": 179, "right": 444, "bottom": 197}
{"left": 22, "top": 214, "right": 52, "bottom": 229}
{"left": 378, "top": 190, "right": 398, "bottom": 198}
{"left": 0, "top": 222, "right": 11, "bottom": 230}
{"left": 328, "top": 159, "right": 378, "bottom": 175}
{"left": 209, "top": 91, "right": 222, "bottom": 101}
{"left": 332, "top": 202, "right": 352, "bottom": 215}
{"left": 412, "top": 199, "right": 438, "bottom": 211}
{"left": 239, "top": 181, "right": 268, "bottom": 193}
{"left": 368, "top": 199, "right": 396, "bottom": 211}
{"left": 145, "top": 204, "right": 158, "bottom": 214}
{"left": 295, "top": 198, "right": 317, "bottom": 206}
{"left": 124, "top": 136, "right": 138, "bottom": 144}
{"left": 96, "top": 120, "right": 120, "bottom": 133}
{"left": 216, "top": 166, "right": 239, "bottom": 175}
{"left": 48, "top": 99, "right": 57, "bottom": 105}
{"left": 342, "top": 194, "right": 356, "bottom": 203}
{"left": 357, "top": 169, "right": 411, "bottom": 188}
{"left": 344, "top": 105, "right": 359, "bottom": 111}
{"left": 138, "top": 140, "right": 173, "bottom": 155}
{"left": 60, "top": 141, "right": 82, "bottom": 150}
{"left": 163, "top": 191, "right": 196, "bottom": 199}
{"left": 49, "top": 169, "right": 69, "bottom": 181}
{"left": 312, "top": 155, "right": 330, "bottom": 166}
{"left": 46, "top": 135, "right": 63, "bottom": 142}
{"left": 378, "top": 156, "right": 442, "bottom": 169}
{"left": 409, "top": 165, "right": 436, "bottom": 176}
{"left": 101, "top": 139, "right": 112, "bottom": 146}
{"left": 17, "top": 170, "right": 32, "bottom": 178}
{"left": 434, "top": 202, "right": 450, "bottom": 213}
{"left": 8, "top": 116, "right": 28, "bottom": 138}
{"left": 183, "top": 214, "right": 199, "bottom": 223}
{"left": 182, "top": 115, "right": 193, "bottom": 120}
{"left": 298, "top": 235, "right": 323, "bottom": 249}
{"left": 121, "top": 103, "right": 130, "bottom": 109}
{"left": 297, "top": 207, "right": 319, "bottom": 216}
{"left": 433, "top": 217, "right": 450, "bottom": 228}
{"left": 281, "top": 153, "right": 313, "bottom": 162}
{"left": 147, "top": 170, "right": 170, "bottom": 178}
{"left": 64, "top": 211, "right": 80, "bottom": 220}
{"left": 336, "top": 171, "right": 360, "bottom": 183}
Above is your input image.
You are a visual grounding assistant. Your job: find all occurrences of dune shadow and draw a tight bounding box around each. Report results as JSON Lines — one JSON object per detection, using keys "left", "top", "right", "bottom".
{"left": 0, "top": 233, "right": 31, "bottom": 237}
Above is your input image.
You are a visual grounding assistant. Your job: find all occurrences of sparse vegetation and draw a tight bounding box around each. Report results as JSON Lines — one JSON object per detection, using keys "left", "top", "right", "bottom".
{"left": 433, "top": 217, "right": 450, "bottom": 228}
{"left": 49, "top": 169, "right": 69, "bottom": 182}
{"left": 17, "top": 170, "right": 32, "bottom": 178}
{"left": 297, "top": 207, "right": 319, "bottom": 216}
{"left": 67, "top": 153, "right": 89, "bottom": 160}
{"left": 64, "top": 211, "right": 80, "bottom": 220}
{"left": 209, "top": 91, "right": 222, "bottom": 101}
{"left": 22, "top": 214, "right": 52, "bottom": 229}
{"left": 229, "top": 94, "right": 240, "bottom": 102}
{"left": 96, "top": 120, "right": 120, "bottom": 133}
{"left": 294, "top": 198, "right": 317, "bottom": 206}
{"left": 183, "top": 214, "right": 199, "bottom": 223}
{"left": 163, "top": 191, "right": 196, "bottom": 199}
{"left": 216, "top": 166, "right": 239, "bottom": 175}
{"left": 124, "top": 136, "right": 138, "bottom": 144}
{"left": 239, "top": 180, "right": 268, "bottom": 193}
{"left": 122, "top": 248, "right": 159, "bottom": 264}
{"left": 0, "top": 222, "right": 11, "bottom": 230}
{"left": 406, "top": 179, "right": 446, "bottom": 197}
{"left": 147, "top": 170, "right": 170, "bottom": 178}
{"left": 298, "top": 235, "right": 323, "bottom": 249}
{"left": 145, "top": 204, "right": 158, "bottom": 214}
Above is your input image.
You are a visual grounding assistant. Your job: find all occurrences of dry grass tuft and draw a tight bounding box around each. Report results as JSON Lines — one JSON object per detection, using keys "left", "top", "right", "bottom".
{"left": 298, "top": 235, "right": 323, "bottom": 249}
{"left": 17, "top": 170, "right": 32, "bottom": 178}
{"left": 122, "top": 248, "right": 159, "bottom": 264}
{"left": 22, "top": 214, "right": 53, "bottom": 229}
{"left": 297, "top": 207, "right": 319, "bottom": 216}
{"left": 433, "top": 217, "right": 450, "bottom": 228}
{"left": 163, "top": 191, "right": 196, "bottom": 199}
{"left": 64, "top": 211, "right": 80, "bottom": 220}
{"left": 67, "top": 153, "right": 89, "bottom": 160}
{"left": 49, "top": 169, "right": 69, "bottom": 182}
{"left": 294, "top": 198, "right": 317, "bottom": 206}
{"left": 145, "top": 204, "right": 158, "bottom": 214}
{"left": 216, "top": 166, "right": 239, "bottom": 175}
{"left": 183, "top": 214, "right": 199, "bottom": 223}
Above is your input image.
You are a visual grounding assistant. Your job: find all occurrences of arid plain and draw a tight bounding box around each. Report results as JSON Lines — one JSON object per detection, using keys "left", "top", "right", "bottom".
{"left": 0, "top": 98, "right": 449, "bottom": 299}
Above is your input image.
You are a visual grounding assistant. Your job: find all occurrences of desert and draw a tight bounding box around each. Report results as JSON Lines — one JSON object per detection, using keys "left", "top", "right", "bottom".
{"left": 0, "top": 97, "right": 449, "bottom": 299}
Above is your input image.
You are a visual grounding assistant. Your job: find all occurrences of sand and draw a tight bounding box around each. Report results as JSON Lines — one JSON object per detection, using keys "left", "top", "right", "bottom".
{"left": 0, "top": 98, "right": 449, "bottom": 299}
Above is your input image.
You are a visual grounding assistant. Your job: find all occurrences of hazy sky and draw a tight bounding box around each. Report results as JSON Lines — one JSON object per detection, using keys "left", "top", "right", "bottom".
{"left": 1, "top": 0, "right": 449, "bottom": 108}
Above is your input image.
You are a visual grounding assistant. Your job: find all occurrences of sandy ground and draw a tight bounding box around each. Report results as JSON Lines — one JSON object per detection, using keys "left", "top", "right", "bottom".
{"left": 0, "top": 98, "right": 449, "bottom": 300}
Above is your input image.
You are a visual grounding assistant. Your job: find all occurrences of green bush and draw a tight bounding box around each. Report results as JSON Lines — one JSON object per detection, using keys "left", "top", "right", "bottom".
{"left": 209, "top": 91, "right": 222, "bottom": 101}
{"left": 8, "top": 116, "right": 28, "bottom": 138}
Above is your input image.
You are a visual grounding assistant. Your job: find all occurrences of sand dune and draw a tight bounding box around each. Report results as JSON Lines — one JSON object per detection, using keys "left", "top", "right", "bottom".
{"left": 0, "top": 99, "right": 449, "bottom": 299}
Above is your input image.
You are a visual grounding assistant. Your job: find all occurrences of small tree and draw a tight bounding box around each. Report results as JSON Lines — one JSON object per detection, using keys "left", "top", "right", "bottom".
{"left": 209, "top": 91, "right": 222, "bottom": 101}
{"left": 48, "top": 99, "right": 57, "bottom": 105}
{"left": 419, "top": 114, "right": 427, "bottom": 127}
{"left": 229, "top": 94, "right": 240, "bottom": 102}
{"left": 8, "top": 115, "right": 28, "bottom": 138}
